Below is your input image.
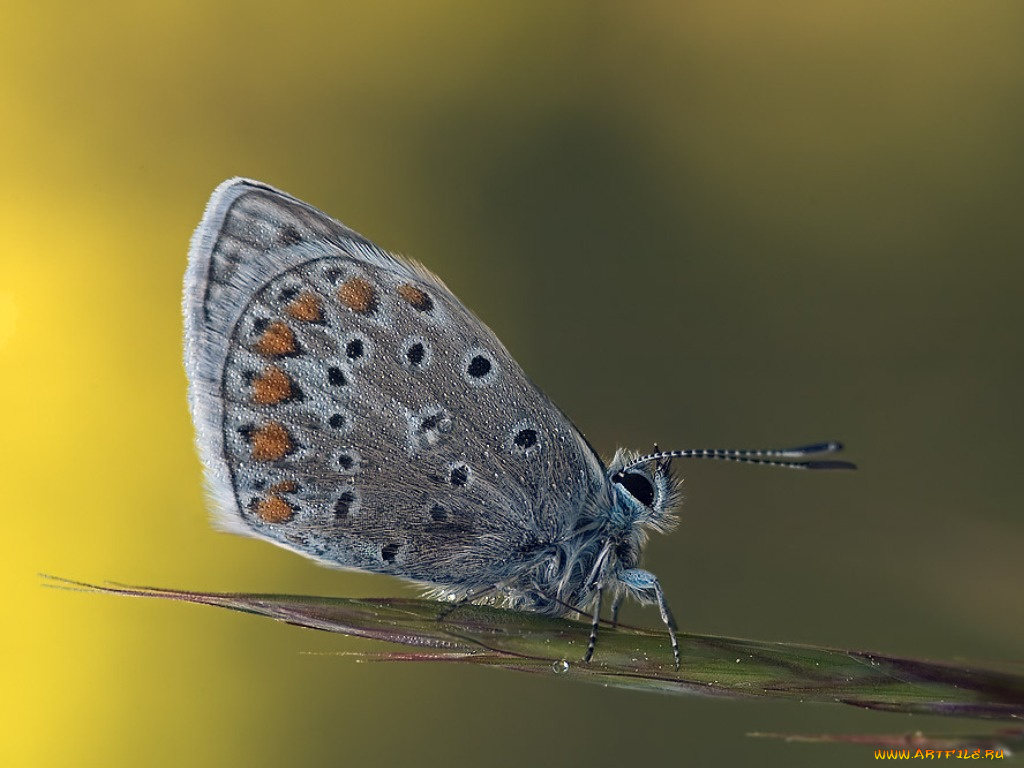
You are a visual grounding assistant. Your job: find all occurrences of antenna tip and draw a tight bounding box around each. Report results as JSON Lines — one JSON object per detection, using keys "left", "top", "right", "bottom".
{"left": 804, "top": 460, "right": 857, "bottom": 471}
{"left": 797, "top": 441, "right": 844, "bottom": 454}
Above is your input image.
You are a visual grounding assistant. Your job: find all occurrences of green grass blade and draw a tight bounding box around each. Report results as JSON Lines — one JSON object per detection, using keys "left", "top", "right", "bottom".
{"left": 44, "top": 576, "right": 1024, "bottom": 721}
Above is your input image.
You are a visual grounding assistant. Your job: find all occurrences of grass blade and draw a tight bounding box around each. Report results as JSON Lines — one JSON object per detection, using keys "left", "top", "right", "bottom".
{"left": 44, "top": 575, "right": 1024, "bottom": 721}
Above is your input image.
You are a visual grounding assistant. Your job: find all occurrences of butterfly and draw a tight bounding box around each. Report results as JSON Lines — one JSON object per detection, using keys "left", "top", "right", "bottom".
{"left": 183, "top": 178, "right": 854, "bottom": 668}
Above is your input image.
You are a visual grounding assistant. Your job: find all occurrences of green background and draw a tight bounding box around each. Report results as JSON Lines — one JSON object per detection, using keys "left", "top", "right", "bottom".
{"left": 4, "top": 2, "right": 1023, "bottom": 766}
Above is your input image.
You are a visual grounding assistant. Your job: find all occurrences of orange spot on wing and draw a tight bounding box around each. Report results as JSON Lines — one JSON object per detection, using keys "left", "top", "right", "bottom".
{"left": 253, "top": 321, "right": 297, "bottom": 357}
{"left": 251, "top": 366, "right": 292, "bottom": 405}
{"left": 286, "top": 291, "right": 323, "bottom": 322}
{"left": 250, "top": 422, "right": 292, "bottom": 461}
{"left": 397, "top": 283, "right": 433, "bottom": 312}
{"left": 254, "top": 494, "right": 294, "bottom": 523}
{"left": 337, "top": 277, "right": 377, "bottom": 313}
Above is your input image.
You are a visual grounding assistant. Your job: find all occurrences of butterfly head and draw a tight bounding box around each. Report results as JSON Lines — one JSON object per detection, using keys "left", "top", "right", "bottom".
{"left": 605, "top": 448, "right": 682, "bottom": 536}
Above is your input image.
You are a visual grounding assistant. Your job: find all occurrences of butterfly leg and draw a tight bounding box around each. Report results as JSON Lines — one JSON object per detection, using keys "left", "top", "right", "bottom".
{"left": 583, "top": 582, "right": 604, "bottom": 664}
{"left": 609, "top": 592, "right": 624, "bottom": 628}
{"left": 620, "top": 568, "right": 680, "bottom": 670}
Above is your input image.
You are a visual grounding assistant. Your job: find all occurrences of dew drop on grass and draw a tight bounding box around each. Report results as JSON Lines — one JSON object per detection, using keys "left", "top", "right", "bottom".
{"left": 551, "top": 659, "right": 570, "bottom": 675}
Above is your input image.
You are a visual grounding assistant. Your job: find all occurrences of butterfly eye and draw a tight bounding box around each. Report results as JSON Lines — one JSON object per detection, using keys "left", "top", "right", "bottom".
{"left": 612, "top": 470, "right": 655, "bottom": 507}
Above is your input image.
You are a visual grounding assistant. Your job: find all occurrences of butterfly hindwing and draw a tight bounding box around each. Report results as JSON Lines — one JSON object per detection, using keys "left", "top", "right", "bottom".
{"left": 184, "top": 179, "right": 607, "bottom": 593}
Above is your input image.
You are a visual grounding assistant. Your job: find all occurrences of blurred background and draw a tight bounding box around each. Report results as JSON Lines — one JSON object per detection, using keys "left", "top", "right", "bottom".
{"left": 4, "top": 2, "right": 1023, "bottom": 766}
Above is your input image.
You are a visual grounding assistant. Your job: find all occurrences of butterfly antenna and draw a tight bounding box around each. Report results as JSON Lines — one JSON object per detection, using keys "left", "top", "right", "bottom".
{"left": 623, "top": 441, "right": 856, "bottom": 472}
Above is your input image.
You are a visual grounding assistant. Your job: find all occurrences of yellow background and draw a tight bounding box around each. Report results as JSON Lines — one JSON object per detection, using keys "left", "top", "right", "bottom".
{"left": 4, "top": 3, "right": 1023, "bottom": 767}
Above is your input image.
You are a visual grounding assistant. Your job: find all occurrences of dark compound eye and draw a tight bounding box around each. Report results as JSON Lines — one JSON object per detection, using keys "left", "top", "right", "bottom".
{"left": 613, "top": 471, "right": 656, "bottom": 507}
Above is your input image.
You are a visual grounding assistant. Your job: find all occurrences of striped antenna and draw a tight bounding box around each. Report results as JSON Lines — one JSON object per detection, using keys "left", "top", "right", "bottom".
{"left": 622, "top": 441, "right": 856, "bottom": 472}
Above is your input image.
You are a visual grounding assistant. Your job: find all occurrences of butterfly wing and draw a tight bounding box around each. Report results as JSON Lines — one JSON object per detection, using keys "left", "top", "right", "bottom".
{"left": 184, "top": 179, "right": 608, "bottom": 593}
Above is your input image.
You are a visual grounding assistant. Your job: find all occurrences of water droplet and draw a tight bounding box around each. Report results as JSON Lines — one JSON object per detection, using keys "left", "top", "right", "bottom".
{"left": 551, "top": 659, "right": 570, "bottom": 675}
